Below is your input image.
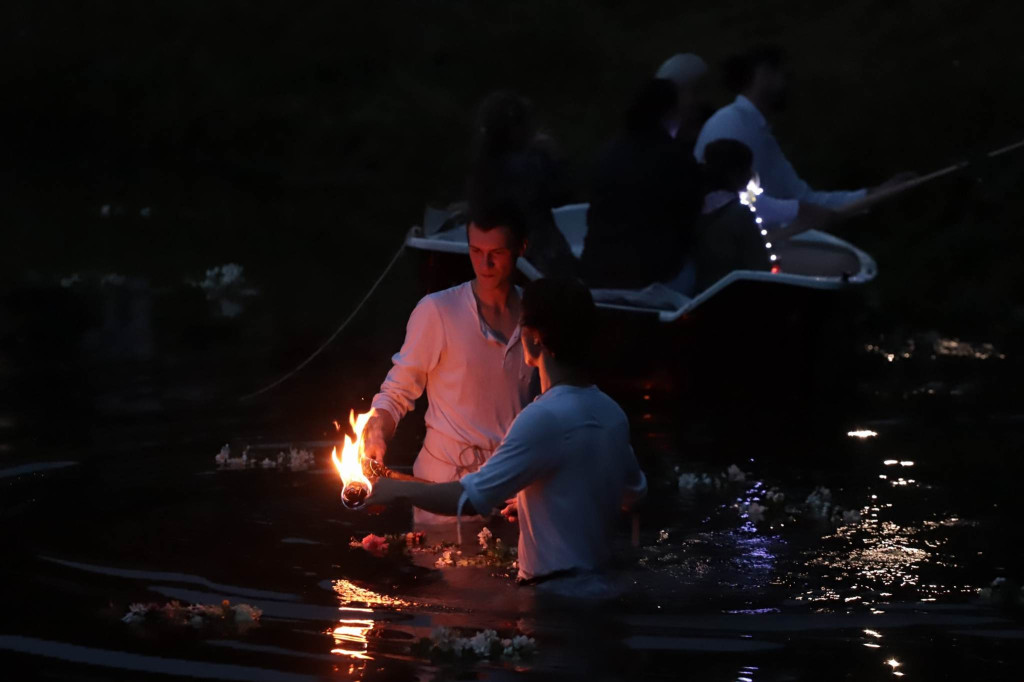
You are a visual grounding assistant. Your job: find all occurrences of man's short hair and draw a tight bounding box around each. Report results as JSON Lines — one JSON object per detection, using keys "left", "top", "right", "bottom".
{"left": 723, "top": 45, "right": 786, "bottom": 93}
{"left": 468, "top": 200, "right": 528, "bottom": 246}
{"left": 521, "top": 277, "right": 596, "bottom": 367}
{"left": 702, "top": 138, "right": 754, "bottom": 190}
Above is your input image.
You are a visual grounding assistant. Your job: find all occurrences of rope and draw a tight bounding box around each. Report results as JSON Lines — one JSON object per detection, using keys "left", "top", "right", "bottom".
{"left": 238, "top": 236, "right": 408, "bottom": 402}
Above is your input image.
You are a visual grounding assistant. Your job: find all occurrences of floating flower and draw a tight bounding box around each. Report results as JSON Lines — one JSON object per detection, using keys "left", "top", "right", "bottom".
{"left": 742, "top": 501, "right": 767, "bottom": 523}
{"left": 677, "top": 473, "right": 700, "bottom": 492}
{"left": 122, "top": 603, "right": 150, "bottom": 625}
{"left": 468, "top": 629, "right": 499, "bottom": 657}
{"left": 360, "top": 534, "right": 390, "bottom": 558}
{"left": 477, "top": 527, "right": 493, "bottom": 550}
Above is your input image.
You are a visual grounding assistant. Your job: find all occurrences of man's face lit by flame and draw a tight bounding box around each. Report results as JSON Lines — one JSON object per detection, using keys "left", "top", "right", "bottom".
{"left": 467, "top": 222, "right": 523, "bottom": 293}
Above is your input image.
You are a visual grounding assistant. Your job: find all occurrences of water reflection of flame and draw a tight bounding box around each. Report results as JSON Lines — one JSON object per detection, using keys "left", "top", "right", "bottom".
{"left": 331, "top": 579, "right": 409, "bottom": 609}
{"left": 330, "top": 618, "right": 375, "bottom": 660}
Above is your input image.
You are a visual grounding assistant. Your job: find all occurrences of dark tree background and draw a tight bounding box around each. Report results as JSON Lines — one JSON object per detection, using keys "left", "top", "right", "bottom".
{"left": 2, "top": 0, "right": 1023, "bottom": 411}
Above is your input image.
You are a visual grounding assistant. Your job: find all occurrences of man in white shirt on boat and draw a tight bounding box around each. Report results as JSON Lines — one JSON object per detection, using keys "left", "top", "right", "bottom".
{"left": 694, "top": 45, "right": 911, "bottom": 210}
{"left": 363, "top": 204, "right": 536, "bottom": 527}
{"left": 367, "top": 277, "right": 647, "bottom": 586}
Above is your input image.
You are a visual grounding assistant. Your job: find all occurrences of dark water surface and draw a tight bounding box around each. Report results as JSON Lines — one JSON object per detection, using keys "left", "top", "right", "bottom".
{"left": 2, "top": 280, "right": 1024, "bottom": 681}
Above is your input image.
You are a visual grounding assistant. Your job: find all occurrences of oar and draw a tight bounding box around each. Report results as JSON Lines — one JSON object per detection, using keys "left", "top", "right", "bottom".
{"left": 837, "top": 136, "right": 1024, "bottom": 217}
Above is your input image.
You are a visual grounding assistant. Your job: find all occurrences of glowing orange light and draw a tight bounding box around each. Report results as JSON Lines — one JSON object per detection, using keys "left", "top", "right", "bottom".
{"left": 331, "top": 409, "right": 375, "bottom": 505}
{"left": 330, "top": 618, "right": 374, "bottom": 660}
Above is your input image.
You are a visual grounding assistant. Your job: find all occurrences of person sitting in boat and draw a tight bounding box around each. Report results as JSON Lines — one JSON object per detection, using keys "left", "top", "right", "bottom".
{"left": 367, "top": 277, "right": 648, "bottom": 586}
{"left": 363, "top": 202, "right": 537, "bottom": 527}
{"left": 693, "top": 138, "right": 857, "bottom": 290}
{"left": 467, "top": 90, "right": 578, "bottom": 276}
{"left": 581, "top": 78, "right": 702, "bottom": 291}
{"left": 694, "top": 45, "right": 911, "bottom": 209}
{"left": 654, "top": 52, "right": 713, "bottom": 149}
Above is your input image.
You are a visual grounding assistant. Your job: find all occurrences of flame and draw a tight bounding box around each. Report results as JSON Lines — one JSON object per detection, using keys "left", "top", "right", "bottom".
{"left": 331, "top": 408, "right": 375, "bottom": 493}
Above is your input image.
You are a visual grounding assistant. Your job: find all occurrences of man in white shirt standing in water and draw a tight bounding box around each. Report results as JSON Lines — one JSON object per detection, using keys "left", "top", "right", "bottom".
{"left": 363, "top": 204, "right": 536, "bottom": 527}
{"left": 367, "top": 278, "right": 647, "bottom": 586}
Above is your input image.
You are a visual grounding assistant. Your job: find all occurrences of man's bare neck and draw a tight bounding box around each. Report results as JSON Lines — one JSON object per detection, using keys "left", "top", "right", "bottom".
{"left": 472, "top": 279, "right": 515, "bottom": 311}
{"left": 539, "top": 356, "right": 591, "bottom": 393}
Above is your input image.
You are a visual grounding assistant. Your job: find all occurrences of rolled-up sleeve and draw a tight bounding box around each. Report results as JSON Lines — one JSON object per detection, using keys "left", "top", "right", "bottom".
{"left": 370, "top": 297, "right": 444, "bottom": 425}
{"left": 460, "top": 407, "right": 554, "bottom": 514}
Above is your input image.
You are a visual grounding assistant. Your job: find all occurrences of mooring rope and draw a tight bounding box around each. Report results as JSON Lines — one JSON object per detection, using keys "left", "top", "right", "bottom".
{"left": 238, "top": 236, "right": 408, "bottom": 402}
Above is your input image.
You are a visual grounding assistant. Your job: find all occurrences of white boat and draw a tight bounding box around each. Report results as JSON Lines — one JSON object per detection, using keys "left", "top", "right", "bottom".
{"left": 405, "top": 203, "right": 877, "bottom": 322}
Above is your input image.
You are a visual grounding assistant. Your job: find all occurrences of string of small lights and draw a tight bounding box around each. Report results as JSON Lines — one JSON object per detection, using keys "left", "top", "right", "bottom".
{"left": 738, "top": 176, "right": 781, "bottom": 274}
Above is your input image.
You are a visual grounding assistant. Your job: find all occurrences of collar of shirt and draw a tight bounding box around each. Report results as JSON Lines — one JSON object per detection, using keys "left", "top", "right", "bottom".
{"left": 702, "top": 190, "right": 738, "bottom": 215}
{"left": 464, "top": 282, "right": 523, "bottom": 354}
{"left": 733, "top": 94, "right": 769, "bottom": 130}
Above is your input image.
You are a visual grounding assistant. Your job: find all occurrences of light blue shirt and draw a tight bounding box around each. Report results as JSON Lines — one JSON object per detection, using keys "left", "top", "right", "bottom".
{"left": 694, "top": 95, "right": 867, "bottom": 208}
{"left": 460, "top": 385, "right": 647, "bottom": 580}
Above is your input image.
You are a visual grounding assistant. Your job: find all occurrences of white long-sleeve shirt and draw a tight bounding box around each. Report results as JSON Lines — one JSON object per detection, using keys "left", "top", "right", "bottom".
{"left": 694, "top": 95, "right": 867, "bottom": 208}
{"left": 371, "top": 281, "right": 535, "bottom": 524}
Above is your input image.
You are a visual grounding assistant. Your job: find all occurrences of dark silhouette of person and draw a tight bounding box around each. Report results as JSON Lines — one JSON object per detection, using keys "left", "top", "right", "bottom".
{"left": 581, "top": 79, "right": 702, "bottom": 290}
{"left": 467, "top": 91, "right": 577, "bottom": 277}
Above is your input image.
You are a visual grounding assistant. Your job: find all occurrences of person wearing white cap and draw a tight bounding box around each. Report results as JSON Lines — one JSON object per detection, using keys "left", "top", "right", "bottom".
{"left": 655, "top": 53, "right": 710, "bottom": 145}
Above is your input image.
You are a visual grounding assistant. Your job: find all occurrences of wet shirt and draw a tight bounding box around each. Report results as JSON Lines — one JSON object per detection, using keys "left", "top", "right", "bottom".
{"left": 460, "top": 384, "right": 648, "bottom": 581}
{"left": 694, "top": 95, "right": 867, "bottom": 209}
{"left": 371, "top": 282, "right": 535, "bottom": 484}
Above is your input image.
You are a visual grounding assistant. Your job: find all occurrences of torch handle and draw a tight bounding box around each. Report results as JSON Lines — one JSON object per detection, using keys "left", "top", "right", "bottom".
{"left": 362, "top": 459, "right": 430, "bottom": 483}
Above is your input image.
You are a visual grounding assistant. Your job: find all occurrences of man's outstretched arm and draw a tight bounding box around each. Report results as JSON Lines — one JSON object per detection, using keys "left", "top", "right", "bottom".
{"left": 367, "top": 479, "right": 477, "bottom": 516}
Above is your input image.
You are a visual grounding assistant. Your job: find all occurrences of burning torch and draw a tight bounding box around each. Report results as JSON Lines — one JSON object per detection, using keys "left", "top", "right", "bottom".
{"left": 332, "top": 408, "right": 424, "bottom": 510}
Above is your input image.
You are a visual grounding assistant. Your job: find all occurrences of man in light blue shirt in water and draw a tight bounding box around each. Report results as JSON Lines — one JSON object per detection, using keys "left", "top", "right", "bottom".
{"left": 368, "top": 278, "right": 647, "bottom": 584}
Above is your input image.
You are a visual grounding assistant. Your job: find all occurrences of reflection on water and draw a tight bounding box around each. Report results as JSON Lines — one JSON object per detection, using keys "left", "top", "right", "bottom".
{"left": 864, "top": 336, "right": 1006, "bottom": 363}
{"left": 797, "top": 481, "right": 976, "bottom": 606}
{"left": 330, "top": 579, "right": 409, "bottom": 609}
{"left": 329, "top": 618, "right": 375, "bottom": 661}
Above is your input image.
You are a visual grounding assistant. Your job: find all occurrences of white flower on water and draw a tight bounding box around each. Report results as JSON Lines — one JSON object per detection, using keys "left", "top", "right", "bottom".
{"left": 477, "top": 527, "right": 493, "bottom": 550}
{"left": 122, "top": 603, "right": 150, "bottom": 624}
{"left": 469, "top": 629, "right": 499, "bottom": 657}
{"left": 740, "top": 501, "right": 766, "bottom": 523}
{"left": 726, "top": 464, "right": 746, "bottom": 482}
{"left": 805, "top": 486, "right": 833, "bottom": 520}
{"left": 678, "top": 473, "right": 699, "bottom": 492}
{"left": 431, "top": 626, "right": 454, "bottom": 651}
{"left": 512, "top": 634, "right": 537, "bottom": 654}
